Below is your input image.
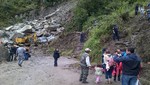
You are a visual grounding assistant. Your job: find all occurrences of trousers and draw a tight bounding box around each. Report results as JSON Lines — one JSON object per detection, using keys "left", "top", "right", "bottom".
{"left": 80, "top": 66, "right": 89, "bottom": 82}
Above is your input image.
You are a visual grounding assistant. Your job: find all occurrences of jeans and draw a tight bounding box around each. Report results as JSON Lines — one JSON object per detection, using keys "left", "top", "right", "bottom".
{"left": 18, "top": 55, "right": 24, "bottom": 65}
{"left": 105, "top": 66, "right": 113, "bottom": 79}
{"left": 122, "top": 74, "right": 137, "bottom": 85}
{"left": 113, "top": 33, "right": 119, "bottom": 41}
{"left": 54, "top": 58, "right": 58, "bottom": 66}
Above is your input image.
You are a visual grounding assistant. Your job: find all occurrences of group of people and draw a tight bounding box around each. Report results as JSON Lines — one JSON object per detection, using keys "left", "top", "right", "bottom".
{"left": 79, "top": 47, "right": 141, "bottom": 85}
{"left": 5, "top": 43, "right": 31, "bottom": 67}
{"left": 135, "top": 3, "right": 150, "bottom": 21}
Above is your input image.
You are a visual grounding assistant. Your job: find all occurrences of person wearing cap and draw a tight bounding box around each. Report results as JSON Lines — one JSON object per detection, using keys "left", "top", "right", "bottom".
{"left": 79, "top": 48, "right": 91, "bottom": 83}
{"left": 16, "top": 44, "right": 26, "bottom": 67}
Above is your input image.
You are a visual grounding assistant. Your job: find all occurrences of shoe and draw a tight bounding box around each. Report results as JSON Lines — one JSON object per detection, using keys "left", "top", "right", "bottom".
{"left": 82, "top": 81, "right": 89, "bottom": 84}
{"left": 79, "top": 79, "right": 82, "bottom": 82}
{"left": 18, "top": 64, "right": 22, "bottom": 67}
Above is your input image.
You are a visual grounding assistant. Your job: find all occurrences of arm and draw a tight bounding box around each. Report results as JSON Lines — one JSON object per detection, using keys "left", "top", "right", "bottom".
{"left": 86, "top": 56, "right": 91, "bottom": 67}
{"left": 113, "top": 55, "right": 127, "bottom": 62}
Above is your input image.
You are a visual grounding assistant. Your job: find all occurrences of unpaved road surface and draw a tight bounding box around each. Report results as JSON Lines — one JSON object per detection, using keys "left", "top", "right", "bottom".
{"left": 0, "top": 56, "right": 120, "bottom": 85}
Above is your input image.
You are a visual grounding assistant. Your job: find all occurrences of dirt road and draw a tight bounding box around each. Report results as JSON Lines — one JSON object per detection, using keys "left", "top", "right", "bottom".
{"left": 0, "top": 56, "right": 120, "bottom": 85}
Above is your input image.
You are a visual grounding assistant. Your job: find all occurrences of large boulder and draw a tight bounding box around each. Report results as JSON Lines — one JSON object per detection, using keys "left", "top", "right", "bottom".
{"left": 11, "top": 23, "right": 24, "bottom": 31}
{"left": 5, "top": 26, "right": 13, "bottom": 31}
{"left": 16, "top": 25, "right": 32, "bottom": 33}
{"left": 0, "top": 45, "right": 9, "bottom": 62}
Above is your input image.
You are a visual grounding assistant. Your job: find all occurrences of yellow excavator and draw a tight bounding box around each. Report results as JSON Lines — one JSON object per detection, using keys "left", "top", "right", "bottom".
{"left": 15, "top": 33, "right": 37, "bottom": 44}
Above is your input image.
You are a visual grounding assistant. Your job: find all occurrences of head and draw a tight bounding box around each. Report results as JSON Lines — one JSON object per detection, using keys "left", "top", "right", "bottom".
{"left": 126, "top": 48, "right": 135, "bottom": 54}
{"left": 55, "top": 49, "right": 59, "bottom": 51}
{"left": 85, "top": 48, "right": 91, "bottom": 53}
{"left": 117, "top": 49, "right": 121, "bottom": 54}
{"left": 105, "top": 50, "right": 110, "bottom": 54}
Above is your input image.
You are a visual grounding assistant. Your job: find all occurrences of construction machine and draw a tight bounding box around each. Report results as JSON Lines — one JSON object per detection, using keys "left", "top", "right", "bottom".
{"left": 15, "top": 33, "right": 37, "bottom": 44}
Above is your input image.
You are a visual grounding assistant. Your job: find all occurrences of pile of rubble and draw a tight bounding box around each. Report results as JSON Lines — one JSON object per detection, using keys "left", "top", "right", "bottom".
{"left": 0, "top": 0, "right": 76, "bottom": 44}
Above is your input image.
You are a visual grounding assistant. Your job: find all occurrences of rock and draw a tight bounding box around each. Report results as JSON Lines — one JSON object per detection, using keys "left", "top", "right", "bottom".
{"left": 44, "top": 24, "right": 50, "bottom": 29}
{"left": 11, "top": 23, "right": 24, "bottom": 31}
{"left": 44, "top": 8, "right": 60, "bottom": 20}
{"left": 47, "top": 35, "right": 55, "bottom": 42}
{"left": 34, "top": 22, "right": 43, "bottom": 30}
{"left": 49, "top": 24, "right": 61, "bottom": 29}
{"left": 16, "top": 25, "right": 32, "bottom": 33}
{"left": 0, "top": 38, "right": 13, "bottom": 43}
{"left": 57, "top": 27, "right": 64, "bottom": 33}
{"left": 5, "top": 26, "right": 13, "bottom": 31}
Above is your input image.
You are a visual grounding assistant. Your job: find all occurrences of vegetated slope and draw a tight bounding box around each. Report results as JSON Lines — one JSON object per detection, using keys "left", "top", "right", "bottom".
{"left": 64, "top": 0, "right": 150, "bottom": 84}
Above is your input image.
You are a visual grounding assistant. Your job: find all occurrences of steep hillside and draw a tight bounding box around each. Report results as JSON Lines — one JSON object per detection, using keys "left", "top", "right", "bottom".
{"left": 0, "top": 0, "right": 68, "bottom": 27}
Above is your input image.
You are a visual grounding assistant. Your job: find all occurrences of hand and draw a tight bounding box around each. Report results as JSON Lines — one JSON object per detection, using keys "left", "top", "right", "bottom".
{"left": 89, "top": 66, "right": 92, "bottom": 70}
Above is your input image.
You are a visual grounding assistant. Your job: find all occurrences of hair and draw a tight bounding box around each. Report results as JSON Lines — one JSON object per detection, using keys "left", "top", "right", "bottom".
{"left": 127, "top": 48, "right": 135, "bottom": 53}
{"left": 105, "top": 50, "right": 110, "bottom": 54}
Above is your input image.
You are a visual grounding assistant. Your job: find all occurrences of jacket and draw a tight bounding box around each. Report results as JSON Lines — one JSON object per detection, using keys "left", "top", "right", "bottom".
{"left": 95, "top": 67, "right": 102, "bottom": 76}
{"left": 53, "top": 50, "right": 60, "bottom": 59}
{"left": 80, "top": 52, "right": 91, "bottom": 67}
{"left": 113, "top": 53, "right": 141, "bottom": 76}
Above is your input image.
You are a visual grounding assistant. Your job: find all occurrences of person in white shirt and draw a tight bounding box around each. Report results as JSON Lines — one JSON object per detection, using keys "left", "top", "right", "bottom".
{"left": 139, "top": 5, "right": 145, "bottom": 16}
{"left": 79, "top": 48, "right": 91, "bottom": 83}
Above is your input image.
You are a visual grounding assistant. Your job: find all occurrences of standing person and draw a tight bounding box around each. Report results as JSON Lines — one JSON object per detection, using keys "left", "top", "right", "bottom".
{"left": 101, "top": 48, "right": 107, "bottom": 73}
{"left": 11, "top": 45, "right": 18, "bottom": 61}
{"left": 7, "top": 44, "right": 14, "bottom": 62}
{"left": 139, "top": 5, "right": 145, "bottom": 16}
{"left": 53, "top": 49, "right": 60, "bottom": 67}
{"left": 80, "top": 32, "right": 85, "bottom": 43}
{"left": 112, "top": 51, "right": 122, "bottom": 82}
{"left": 146, "top": 4, "right": 150, "bottom": 21}
{"left": 94, "top": 65, "right": 103, "bottom": 83}
{"left": 135, "top": 4, "right": 139, "bottom": 15}
{"left": 112, "top": 25, "right": 119, "bottom": 41}
{"left": 103, "top": 50, "right": 114, "bottom": 84}
{"left": 113, "top": 48, "right": 141, "bottom": 85}
{"left": 16, "top": 44, "right": 26, "bottom": 67}
{"left": 79, "top": 48, "right": 91, "bottom": 83}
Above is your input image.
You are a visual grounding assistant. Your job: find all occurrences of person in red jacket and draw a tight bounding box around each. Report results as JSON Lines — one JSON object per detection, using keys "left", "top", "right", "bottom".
{"left": 112, "top": 51, "right": 122, "bottom": 82}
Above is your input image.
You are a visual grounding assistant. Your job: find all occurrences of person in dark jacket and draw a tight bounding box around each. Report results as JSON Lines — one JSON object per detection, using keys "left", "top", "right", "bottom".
{"left": 11, "top": 45, "right": 18, "bottom": 61}
{"left": 8, "top": 45, "right": 14, "bottom": 62}
{"left": 135, "top": 4, "right": 139, "bottom": 15}
{"left": 53, "top": 49, "right": 60, "bottom": 67}
{"left": 113, "top": 48, "right": 141, "bottom": 85}
{"left": 112, "top": 25, "right": 119, "bottom": 41}
{"left": 80, "top": 32, "right": 85, "bottom": 43}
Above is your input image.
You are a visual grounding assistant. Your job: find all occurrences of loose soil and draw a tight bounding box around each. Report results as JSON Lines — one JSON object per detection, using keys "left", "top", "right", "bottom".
{"left": 0, "top": 55, "right": 121, "bottom": 85}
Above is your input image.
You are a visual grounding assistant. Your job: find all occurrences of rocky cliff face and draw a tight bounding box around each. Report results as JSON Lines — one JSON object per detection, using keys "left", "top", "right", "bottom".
{"left": 127, "top": 16, "right": 150, "bottom": 63}
{"left": 0, "top": 0, "right": 77, "bottom": 44}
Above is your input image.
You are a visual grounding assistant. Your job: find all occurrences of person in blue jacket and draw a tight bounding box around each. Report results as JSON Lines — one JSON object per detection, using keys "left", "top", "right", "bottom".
{"left": 53, "top": 49, "right": 60, "bottom": 67}
{"left": 113, "top": 48, "right": 141, "bottom": 85}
